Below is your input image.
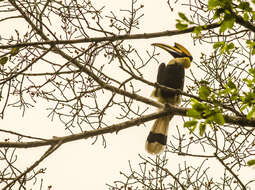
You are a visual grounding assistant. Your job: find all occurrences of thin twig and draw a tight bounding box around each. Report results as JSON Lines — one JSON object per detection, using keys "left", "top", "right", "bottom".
{"left": 215, "top": 153, "right": 247, "bottom": 190}
{"left": 2, "top": 141, "right": 62, "bottom": 190}
{"left": 0, "top": 23, "right": 220, "bottom": 49}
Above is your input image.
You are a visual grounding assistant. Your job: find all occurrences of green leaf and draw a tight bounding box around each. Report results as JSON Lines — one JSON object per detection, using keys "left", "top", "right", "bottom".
{"left": 0, "top": 56, "right": 8, "bottom": 65}
{"left": 249, "top": 68, "right": 255, "bottom": 77}
{"left": 199, "top": 85, "right": 211, "bottom": 100}
{"left": 227, "top": 42, "right": 235, "bottom": 50}
{"left": 240, "top": 104, "right": 248, "bottom": 111}
{"left": 247, "top": 107, "right": 255, "bottom": 119}
{"left": 230, "top": 90, "right": 239, "bottom": 101}
{"left": 214, "top": 42, "right": 235, "bottom": 54}
{"left": 199, "top": 80, "right": 210, "bottom": 85}
{"left": 252, "top": 11, "right": 255, "bottom": 20}
{"left": 226, "top": 79, "right": 236, "bottom": 89}
{"left": 246, "top": 40, "right": 255, "bottom": 47}
{"left": 224, "top": 9, "right": 231, "bottom": 14}
{"left": 178, "top": 12, "right": 189, "bottom": 22}
{"left": 247, "top": 159, "right": 255, "bottom": 166}
{"left": 213, "top": 112, "right": 225, "bottom": 125}
{"left": 208, "top": 0, "right": 220, "bottom": 10}
{"left": 220, "top": 14, "right": 235, "bottom": 33}
{"left": 243, "top": 12, "right": 249, "bottom": 21}
{"left": 184, "top": 120, "right": 198, "bottom": 128}
{"left": 213, "top": 42, "right": 225, "bottom": 49}
{"left": 243, "top": 78, "right": 254, "bottom": 89}
{"left": 252, "top": 48, "right": 255, "bottom": 55}
{"left": 242, "top": 92, "right": 255, "bottom": 106}
{"left": 188, "top": 99, "right": 210, "bottom": 119}
{"left": 214, "top": 8, "right": 225, "bottom": 18}
{"left": 246, "top": 40, "right": 255, "bottom": 55}
{"left": 209, "top": 0, "right": 233, "bottom": 10}
{"left": 199, "top": 122, "right": 206, "bottom": 136}
{"left": 187, "top": 109, "right": 202, "bottom": 119}
{"left": 176, "top": 22, "right": 188, "bottom": 30}
{"left": 193, "top": 26, "right": 203, "bottom": 36}
{"left": 238, "top": 2, "right": 252, "bottom": 11}
{"left": 10, "top": 47, "right": 19, "bottom": 56}
{"left": 193, "top": 101, "right": 208, "bottom": 112}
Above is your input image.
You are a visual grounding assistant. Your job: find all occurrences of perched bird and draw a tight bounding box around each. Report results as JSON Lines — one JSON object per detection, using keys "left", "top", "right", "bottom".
{"left": 145, "top": 42, "right": 193, "bottom": 155}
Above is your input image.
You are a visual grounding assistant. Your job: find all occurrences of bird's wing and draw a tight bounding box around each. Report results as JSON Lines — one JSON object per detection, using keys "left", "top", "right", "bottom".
{"left": 157, "top": 63, "right": 166, "bottom": 84}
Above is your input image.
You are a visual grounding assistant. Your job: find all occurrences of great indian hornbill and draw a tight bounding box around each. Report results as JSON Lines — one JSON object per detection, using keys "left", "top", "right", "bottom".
{"left": 145, "top": 42, "right": 193, "bottom": 155}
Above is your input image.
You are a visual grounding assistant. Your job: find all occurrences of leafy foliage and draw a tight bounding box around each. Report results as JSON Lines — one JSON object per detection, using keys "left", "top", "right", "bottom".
{"left": 247, "top": 159, "right": 255, "bottom": 167}
{"left": 185, "top": 67, "right": 255, "bottom": 134}
{"left": 10, "top": 47, "right": 19, "bottom": 56}
{"left": 246, "top": 40, "right": 255, "bottom": 55}
{"left": 0, "top": 56, "right": 8, "bottom": 65}
{"left": 176, "top": 12, "right": 194, "bottom": 30}
{"left": 186, "top": 98, "right": 225, "bottom": 136}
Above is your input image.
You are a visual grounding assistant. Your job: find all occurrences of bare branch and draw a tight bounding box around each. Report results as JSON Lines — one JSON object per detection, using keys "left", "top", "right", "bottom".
{"left": 0, "top": 23, "right": 220, "bottom": 49}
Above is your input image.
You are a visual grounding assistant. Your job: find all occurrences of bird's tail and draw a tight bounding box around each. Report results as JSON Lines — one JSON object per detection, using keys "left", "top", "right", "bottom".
{"left": 145, "top": 115, "right": 173, "bottom": 154}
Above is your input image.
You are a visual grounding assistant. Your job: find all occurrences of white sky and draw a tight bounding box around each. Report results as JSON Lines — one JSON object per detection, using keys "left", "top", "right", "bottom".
{"left": 0, "top": 0, "right": 254, "bottom": 189}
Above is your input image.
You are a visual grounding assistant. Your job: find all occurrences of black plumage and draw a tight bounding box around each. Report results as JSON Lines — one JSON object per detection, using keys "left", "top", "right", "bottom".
{"left": 145, "top": 42, "right": 192, "bottom": 155}
{"left": 156, "top": 61, "right": 185, "bottom": 100}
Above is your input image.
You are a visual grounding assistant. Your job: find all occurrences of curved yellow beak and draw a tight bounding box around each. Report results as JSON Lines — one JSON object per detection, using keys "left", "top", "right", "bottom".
{"left": 152, "top": 42, "right": 193, "bottom": 62}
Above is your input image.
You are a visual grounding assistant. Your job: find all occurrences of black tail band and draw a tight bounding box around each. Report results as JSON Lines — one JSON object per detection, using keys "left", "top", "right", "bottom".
{"left": 147, "top": 132, "right": 167, "bottom": 145}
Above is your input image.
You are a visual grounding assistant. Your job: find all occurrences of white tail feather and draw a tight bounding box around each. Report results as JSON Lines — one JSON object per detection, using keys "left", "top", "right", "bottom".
{"left": 145, "top": 115, "right": 173, "bottom": 154}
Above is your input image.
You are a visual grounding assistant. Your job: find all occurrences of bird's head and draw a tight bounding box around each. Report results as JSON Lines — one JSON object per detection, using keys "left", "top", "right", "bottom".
{"left": 151, "top": 42, "right": 193, "bottom": 68}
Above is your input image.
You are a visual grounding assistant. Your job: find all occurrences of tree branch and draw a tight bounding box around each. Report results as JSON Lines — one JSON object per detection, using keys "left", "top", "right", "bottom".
{"left": 2, "top": 142, "right": 62, "bottom": 190}
{"left": 0, "top": 23, "right": 220, "bottom": 49}
{"left": 0, "top": 104, "right": 255, "bottom": 149}
{"left": 232, "top": 11, "right": 255, "bottom": 32}
{"left": 215, "top": 153, "right": 246, "bottom": 189}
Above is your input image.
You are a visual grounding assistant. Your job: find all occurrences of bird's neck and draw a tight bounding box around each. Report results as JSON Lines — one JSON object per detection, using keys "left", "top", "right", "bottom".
{"left": 168, "top": 57, "right": 191, "bottom": 68}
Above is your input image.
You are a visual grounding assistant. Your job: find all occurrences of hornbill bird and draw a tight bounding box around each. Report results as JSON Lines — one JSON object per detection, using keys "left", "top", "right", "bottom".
{"left": 145, "top": 42, "right": 193, "bottom": 155}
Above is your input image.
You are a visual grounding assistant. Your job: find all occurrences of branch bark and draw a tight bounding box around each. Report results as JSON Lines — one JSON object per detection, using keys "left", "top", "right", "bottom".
{"left": 231, "top": 9, "right": 255, "bottom": 32}
{"left": 0, "top": 104, "right": 255, "bottom": 149}
{"left": 0, "top": 23, "right": 220, "bottom": 49}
